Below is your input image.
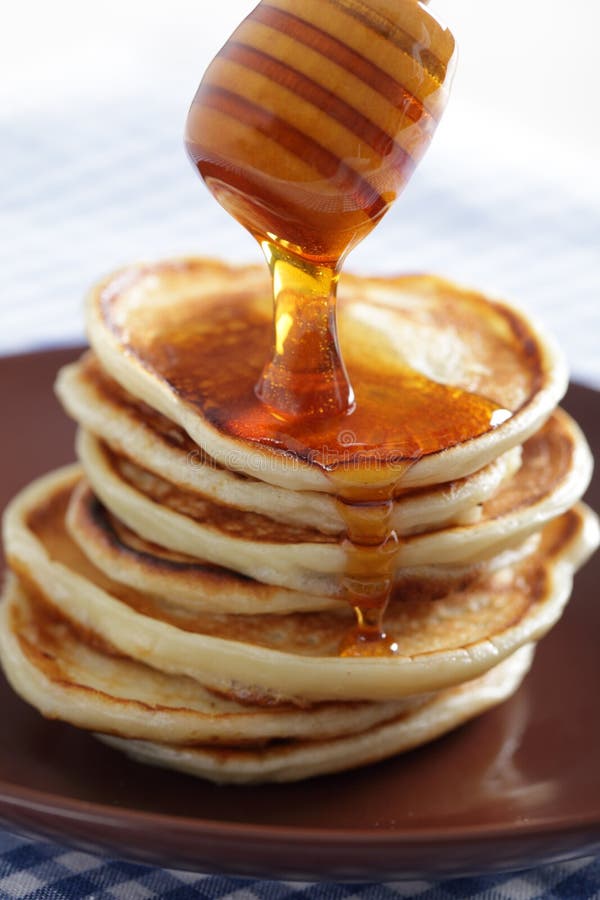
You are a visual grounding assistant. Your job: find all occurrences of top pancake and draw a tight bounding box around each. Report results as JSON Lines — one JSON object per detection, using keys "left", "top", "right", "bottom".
{"left": 86, "top": 257, "right": 567, "bottom": 492}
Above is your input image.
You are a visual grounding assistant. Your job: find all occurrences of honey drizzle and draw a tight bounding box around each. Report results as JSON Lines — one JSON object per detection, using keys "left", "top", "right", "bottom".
{"left": 335, "top": 480, "right": 402, "bottom": 657}
{"left": 130, "top": 295, "right": 511, "bottom": 655}
{"left": 182, "top": 1, "right": 501, "bottom": 653}
{"left": 255, "top": 243, "right": 353, "bottom": 419}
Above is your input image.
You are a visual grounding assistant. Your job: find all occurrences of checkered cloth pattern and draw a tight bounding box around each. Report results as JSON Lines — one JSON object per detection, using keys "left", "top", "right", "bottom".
{"left": 1, "top": 85, "right": 599, "bottom": 899}
{"left": 0, "top": 833, "right": 599, "bottom": 900}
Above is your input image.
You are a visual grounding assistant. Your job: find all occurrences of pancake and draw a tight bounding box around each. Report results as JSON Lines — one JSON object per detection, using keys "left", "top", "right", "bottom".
{"left": 0, "top": 577, "right": 416, "bottom": 744}
{"left": 56, "top": 352, "right": 522, "bottom": 536}
{"left": 68, "top": 479, "right": 531, "bottom": 616}
{"left": 0, "top": 576, "right": 534, "bottom": 783}
{"left": 2, "top": 258, "right": 596, "bottom": 782}
{"left": 98, "top": 645, "right": 535, "bottom": 784}
{"left": 67, "top": 479, "right": 342, "bottom": 615}
{"left": 85, "top": 258, "right": 568, "bottom": 492}
{"left": 75, "top": 408, "right": 593, "bottom": 595}
{"left": 4, "top": 464, "right": 597, "bottom": 703}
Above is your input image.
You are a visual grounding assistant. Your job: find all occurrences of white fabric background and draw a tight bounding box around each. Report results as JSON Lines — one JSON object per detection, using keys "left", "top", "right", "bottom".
{"left": 1, "top": 1, "right": 599, "bottom": 385}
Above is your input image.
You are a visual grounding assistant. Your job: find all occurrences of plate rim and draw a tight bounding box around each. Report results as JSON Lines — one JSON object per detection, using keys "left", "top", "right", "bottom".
{"left": 1, "top": 775, "right": 600, "bottom": 845}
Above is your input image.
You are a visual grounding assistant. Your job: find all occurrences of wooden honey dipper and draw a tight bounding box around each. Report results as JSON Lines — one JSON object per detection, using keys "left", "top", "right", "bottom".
{"left": 186, "top": 0, "right": 456, "bottom": 419}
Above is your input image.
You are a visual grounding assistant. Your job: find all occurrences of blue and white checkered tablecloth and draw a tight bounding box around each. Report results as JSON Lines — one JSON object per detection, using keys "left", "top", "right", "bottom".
{"left": 1, "top": 44, "right": 600, "bottom": 897}
{"left": 1, "top": 832, "right": 599, "bottom": 900}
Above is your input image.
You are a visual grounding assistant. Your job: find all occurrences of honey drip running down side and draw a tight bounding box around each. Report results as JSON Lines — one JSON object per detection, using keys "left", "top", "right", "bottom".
{"left": 183, "top": 1, "right": 497, "bottom": 651}
{"left": 335, "top": 481, "right": 403, "bottom": 657}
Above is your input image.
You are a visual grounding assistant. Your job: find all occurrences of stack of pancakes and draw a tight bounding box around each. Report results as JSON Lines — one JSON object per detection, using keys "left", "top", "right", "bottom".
{"left": 1, "top": 258, "right": 597, "bottom": 783}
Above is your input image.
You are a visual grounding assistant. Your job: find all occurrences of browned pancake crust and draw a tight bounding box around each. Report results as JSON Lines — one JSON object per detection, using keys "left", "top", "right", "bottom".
{"left": 17, "top": 477, "right": 579, "bottom": 662}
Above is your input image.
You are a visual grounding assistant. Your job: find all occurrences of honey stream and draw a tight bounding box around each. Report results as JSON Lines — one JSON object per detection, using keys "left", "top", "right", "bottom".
{"left": 184, "top": 0, "right": 507, "bottom": 653}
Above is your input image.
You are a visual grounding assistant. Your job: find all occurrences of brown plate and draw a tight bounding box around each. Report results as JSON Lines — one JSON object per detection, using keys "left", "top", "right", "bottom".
{"left": 0, "top": 347, "right": 599, "bottom": 881}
